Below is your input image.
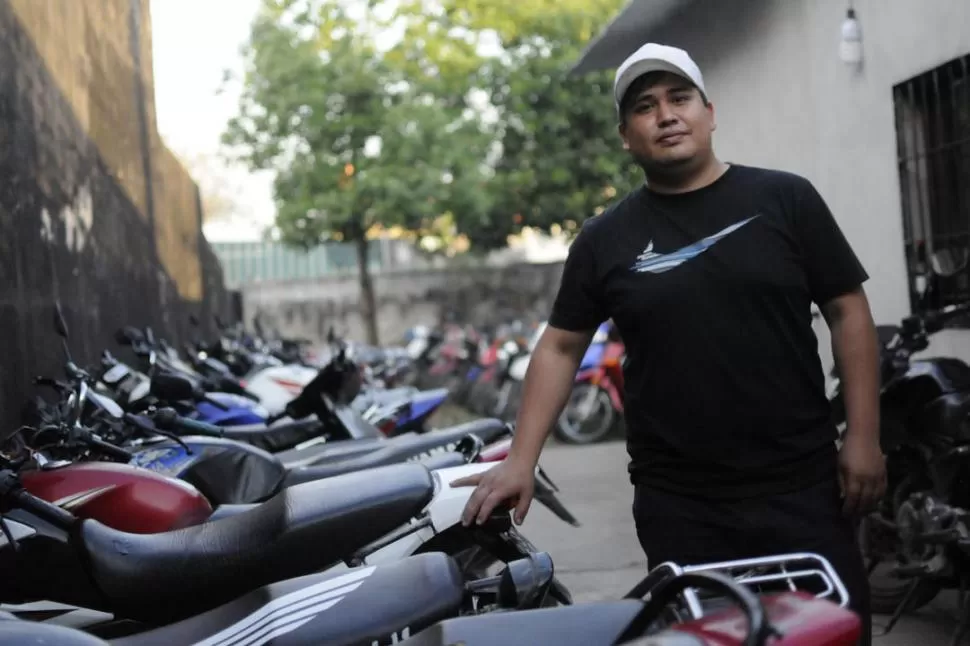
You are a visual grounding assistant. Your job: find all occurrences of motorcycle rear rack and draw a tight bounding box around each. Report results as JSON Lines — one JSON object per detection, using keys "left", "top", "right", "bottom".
{"left": 625, "top": 551, "right": 850, "bottom": 620}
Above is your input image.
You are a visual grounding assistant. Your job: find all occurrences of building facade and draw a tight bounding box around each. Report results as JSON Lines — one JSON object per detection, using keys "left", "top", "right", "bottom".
{"left": 572, "top": 0, "right": 970, "bottom": 367}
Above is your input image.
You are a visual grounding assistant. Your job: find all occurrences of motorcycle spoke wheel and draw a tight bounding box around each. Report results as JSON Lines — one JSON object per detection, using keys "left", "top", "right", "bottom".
{"left": 554, "top": 387, "right": 615, "bottom": 445}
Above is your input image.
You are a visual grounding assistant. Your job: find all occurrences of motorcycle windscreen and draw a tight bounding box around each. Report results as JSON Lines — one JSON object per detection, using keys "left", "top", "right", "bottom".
{"left": 332, "top": 404, "right": 384, "bottom": 439}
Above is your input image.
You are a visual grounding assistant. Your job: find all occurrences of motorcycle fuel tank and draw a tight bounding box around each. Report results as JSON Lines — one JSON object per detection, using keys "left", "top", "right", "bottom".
{"left": 21, "top": 461, "right": 213, "bottom": 533}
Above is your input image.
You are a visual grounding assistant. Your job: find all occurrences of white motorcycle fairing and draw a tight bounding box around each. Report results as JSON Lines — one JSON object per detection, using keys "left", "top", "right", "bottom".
{"left": 325, "top": 462, "right": 497, "bottom": 571}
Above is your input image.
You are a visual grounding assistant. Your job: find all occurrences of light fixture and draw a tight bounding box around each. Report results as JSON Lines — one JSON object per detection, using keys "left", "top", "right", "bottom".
{"left": 839, "top": 7, "right": 863, "bottom": 66}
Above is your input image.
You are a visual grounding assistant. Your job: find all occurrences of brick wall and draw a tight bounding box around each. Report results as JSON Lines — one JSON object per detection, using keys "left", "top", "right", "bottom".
{"left": 0, "top": 0, "right": 230, "bottom": 430}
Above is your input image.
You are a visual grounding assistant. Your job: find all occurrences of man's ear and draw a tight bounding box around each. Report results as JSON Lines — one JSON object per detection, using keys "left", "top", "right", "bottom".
{"left": 618, "top": 122, "right": 630, "bottom": 150}
{"left": 707, "top": 100, "right": 717, "bottom": 132}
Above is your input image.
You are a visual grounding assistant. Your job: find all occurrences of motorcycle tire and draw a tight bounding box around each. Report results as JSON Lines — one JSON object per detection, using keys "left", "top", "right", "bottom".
{"left": 553, "top": 385, "right": 616, "bottom": 445}
{"left": 858, "top": 515, "right": 942, "bottom": 615}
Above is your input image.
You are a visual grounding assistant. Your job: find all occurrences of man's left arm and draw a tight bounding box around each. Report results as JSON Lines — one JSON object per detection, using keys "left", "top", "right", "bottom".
{"left": 820, "top": 288, "right": 886, "bottom": 517}
{"left": 791, "top": 176, "right": 886, "bottom": 516}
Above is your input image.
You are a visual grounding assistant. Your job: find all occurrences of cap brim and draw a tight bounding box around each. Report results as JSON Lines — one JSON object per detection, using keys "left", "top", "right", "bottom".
{"left": 614, "top": 58, "right": 702, "bottom": 111}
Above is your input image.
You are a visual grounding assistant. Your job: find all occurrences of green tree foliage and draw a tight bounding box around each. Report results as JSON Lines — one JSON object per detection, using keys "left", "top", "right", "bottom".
{"left": 387, "top": 0, "right": 642, "bottom": 244}
{"left": 223, "top": 0, "right": 493, "bottom": 344}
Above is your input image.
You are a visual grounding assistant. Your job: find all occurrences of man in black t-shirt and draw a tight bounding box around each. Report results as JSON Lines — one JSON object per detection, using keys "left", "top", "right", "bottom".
{"left": 453, "top": 43, "right": 884, "bottom": 641}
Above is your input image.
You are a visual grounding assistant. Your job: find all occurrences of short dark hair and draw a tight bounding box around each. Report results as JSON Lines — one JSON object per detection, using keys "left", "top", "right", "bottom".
{"left": 618, "top": 72, "right": 709, "bottom": 125}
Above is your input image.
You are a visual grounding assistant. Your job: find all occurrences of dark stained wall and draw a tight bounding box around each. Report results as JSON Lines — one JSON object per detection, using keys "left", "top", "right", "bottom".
{"left": 0, "top": 0, "right": 231, "bottom": 430}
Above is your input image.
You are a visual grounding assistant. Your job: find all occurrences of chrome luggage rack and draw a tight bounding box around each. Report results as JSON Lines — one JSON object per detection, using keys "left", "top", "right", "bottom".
{"left": 624, "top": 551, "right": 850, "bottom": 621}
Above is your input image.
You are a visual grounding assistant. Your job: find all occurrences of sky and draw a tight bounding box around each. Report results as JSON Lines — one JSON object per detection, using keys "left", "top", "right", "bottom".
{"left": 150, "top": 0, "right": 272, "bottom": 240}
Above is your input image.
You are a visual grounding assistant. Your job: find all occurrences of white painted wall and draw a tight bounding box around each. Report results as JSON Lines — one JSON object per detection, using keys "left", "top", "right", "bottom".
{"left": 637, "top": 0, "right": 970, "bottom": 369}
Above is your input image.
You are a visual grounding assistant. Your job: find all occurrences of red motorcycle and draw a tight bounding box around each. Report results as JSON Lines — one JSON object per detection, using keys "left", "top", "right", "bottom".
{"left": 555, "top": 338, "right": 626, "bottom": 445}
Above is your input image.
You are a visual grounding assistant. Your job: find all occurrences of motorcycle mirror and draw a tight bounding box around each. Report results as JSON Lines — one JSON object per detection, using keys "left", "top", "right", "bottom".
{"left": 497, "top": 552, "right": 555, "bottom": 609}
{"left": 930, "top": 248, "right": 969, "bottom": 278}
{"left": 150, "top": 373, "right": 196, "bottom": 401}
{"left": 53, "top": 301, "right": 69, "bottom": 339}
{"left": 215, "top": 314, "right": 226, "bottom": 331}
{"left": 189, "top": 314, "right": 200, "bottom": 327}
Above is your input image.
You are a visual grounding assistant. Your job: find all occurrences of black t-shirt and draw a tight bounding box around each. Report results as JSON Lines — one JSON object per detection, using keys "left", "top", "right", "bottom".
{"left": 548, "top": 164, "right": 868, "bottom": 499}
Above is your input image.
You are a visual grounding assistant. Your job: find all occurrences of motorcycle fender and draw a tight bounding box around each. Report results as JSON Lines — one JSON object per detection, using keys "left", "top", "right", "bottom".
{"left": 426, "top": 463, "right": 494, "bottom": 530}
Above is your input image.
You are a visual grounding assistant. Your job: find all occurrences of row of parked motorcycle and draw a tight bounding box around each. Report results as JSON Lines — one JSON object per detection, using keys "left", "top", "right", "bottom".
{"left": 399, "top": 318, "right": 627, "bottom": 445}
{"left": 0, "top": 299, "right": 868, "bottom": 644}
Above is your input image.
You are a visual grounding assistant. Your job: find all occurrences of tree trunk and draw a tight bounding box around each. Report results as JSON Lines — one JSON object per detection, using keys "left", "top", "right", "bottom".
{"left": 354, "top": 233, "right": 380, "bottom": 345}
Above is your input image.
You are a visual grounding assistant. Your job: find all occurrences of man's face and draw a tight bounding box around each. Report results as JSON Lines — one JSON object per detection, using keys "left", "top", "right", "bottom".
{"left": 618, "top": 72, "right": 715, "bottom": 171}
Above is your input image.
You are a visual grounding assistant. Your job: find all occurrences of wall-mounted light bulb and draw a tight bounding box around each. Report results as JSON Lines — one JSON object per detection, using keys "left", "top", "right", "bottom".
{"left": 840, "top": 8, "right": 863, "bottom": 66}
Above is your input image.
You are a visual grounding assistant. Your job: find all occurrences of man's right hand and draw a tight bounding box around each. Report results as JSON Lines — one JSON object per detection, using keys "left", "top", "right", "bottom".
{"left": 451, "top": 457, "right": 536, "bottom": 526}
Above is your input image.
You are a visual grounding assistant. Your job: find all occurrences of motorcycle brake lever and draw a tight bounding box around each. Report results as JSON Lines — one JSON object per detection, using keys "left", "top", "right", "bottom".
{"left": 536, "top": 465, "right": 560, "bottom": 492}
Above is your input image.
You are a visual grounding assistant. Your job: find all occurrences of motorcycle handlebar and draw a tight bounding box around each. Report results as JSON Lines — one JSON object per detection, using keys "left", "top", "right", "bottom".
{"left": 926, "top": 301, "right": 970, "bottom": 329}
{"left": 81, "top": 432, "right": 133, "bottom": 462}
{"left": 898, "top": 300, "right": 970, "bottom": 346}
{"left": 0, "top": 470, "right": 76, "bottom": 530}
{"left": 153, "top": 408, "right": 224, "bottom": 438}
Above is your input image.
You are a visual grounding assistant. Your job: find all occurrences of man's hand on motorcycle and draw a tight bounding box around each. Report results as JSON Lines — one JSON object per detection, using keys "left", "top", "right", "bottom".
{"left": 838, "top": 432, "right": 887, "bottom": 517}
{"left": 451, "top": 459, "right": 535, "bottom": 526}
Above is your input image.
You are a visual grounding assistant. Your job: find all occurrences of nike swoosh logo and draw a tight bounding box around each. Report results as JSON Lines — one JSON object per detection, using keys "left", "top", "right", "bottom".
{"left": 630, "top": 214, "right": 761, "bottom": 274}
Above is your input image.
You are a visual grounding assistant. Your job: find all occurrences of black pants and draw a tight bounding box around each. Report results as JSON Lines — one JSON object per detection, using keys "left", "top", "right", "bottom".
{"left": 633, "top": 476, "right": 871, "bottom": 645}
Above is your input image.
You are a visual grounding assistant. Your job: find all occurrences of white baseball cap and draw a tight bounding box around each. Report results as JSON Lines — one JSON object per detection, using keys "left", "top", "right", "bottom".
{"left": 613, "top": 43, "right": 707, "bottom": 114}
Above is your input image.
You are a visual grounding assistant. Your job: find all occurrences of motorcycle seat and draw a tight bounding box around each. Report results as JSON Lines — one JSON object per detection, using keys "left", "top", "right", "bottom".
{"left": 78, "top": 463, "right": 436, "bottom": 624}
{"left": 282, "top": 449, "right": 466, "bottom": 487}
{"left": 219, "top": 417, "right": 324, "bottom": 452}
{"left": 206, "top": 503, "right": 258, "bottom": 522}
{"left": 439, "top": 418, "right": 509, "bottom": 445}
{"left": 114, "top": 553, "right": 464, "bottom": 646}
{"left": 275, "top": 436, "right": 391, "bottom": 467}
{"left": 282, "top": 417, "right": 509, "bottom": 470}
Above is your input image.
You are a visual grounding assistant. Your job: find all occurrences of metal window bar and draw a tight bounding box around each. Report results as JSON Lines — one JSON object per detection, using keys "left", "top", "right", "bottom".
{"left": 894, "top": 54, "right": 970, "bottom": 314}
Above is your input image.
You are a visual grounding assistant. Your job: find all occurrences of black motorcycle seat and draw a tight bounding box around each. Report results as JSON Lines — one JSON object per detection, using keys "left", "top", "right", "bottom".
{"left": 398, "top": 600, "right": 644, "bottom": 646}
{"left": 79, "top": 463, "right": 436, "bottom": 624}
{"left": 435, "top": 417, "right": 509, "bottom": 444}
{"left": 219, "top": 418, "right": 324, "bottom": 452}
{"left": 286, "top": 417, "right": 510, "bottom": 471}
{"left": 0, "top": 618, "right": 108, "bottom": 645}
{"left": 275, "top": 435, "right": 392, "bottom": 467}
{"left": 283, "top": 449, "right": 465, "bottom": 488}
{"left": 206, "top": 503, "right": 259, "bottom": 522}
{"left": 115, "top": 553, "right": 464, "bottom": 646}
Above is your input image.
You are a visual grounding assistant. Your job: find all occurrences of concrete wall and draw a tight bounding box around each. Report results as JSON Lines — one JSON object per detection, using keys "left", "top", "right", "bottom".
{"left": 638, "top": 0, "right": 970, "bottom": 368}
{"left": 0, "top": 0, "right": 231, "bottom": 429}
{"left": 244, "top": 262, "right": 566, "bottom": 345}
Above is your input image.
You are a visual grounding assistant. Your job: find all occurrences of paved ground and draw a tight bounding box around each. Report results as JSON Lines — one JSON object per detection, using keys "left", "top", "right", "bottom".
{"left": 512, "top": 439, "right": 961, "bottom": 644}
